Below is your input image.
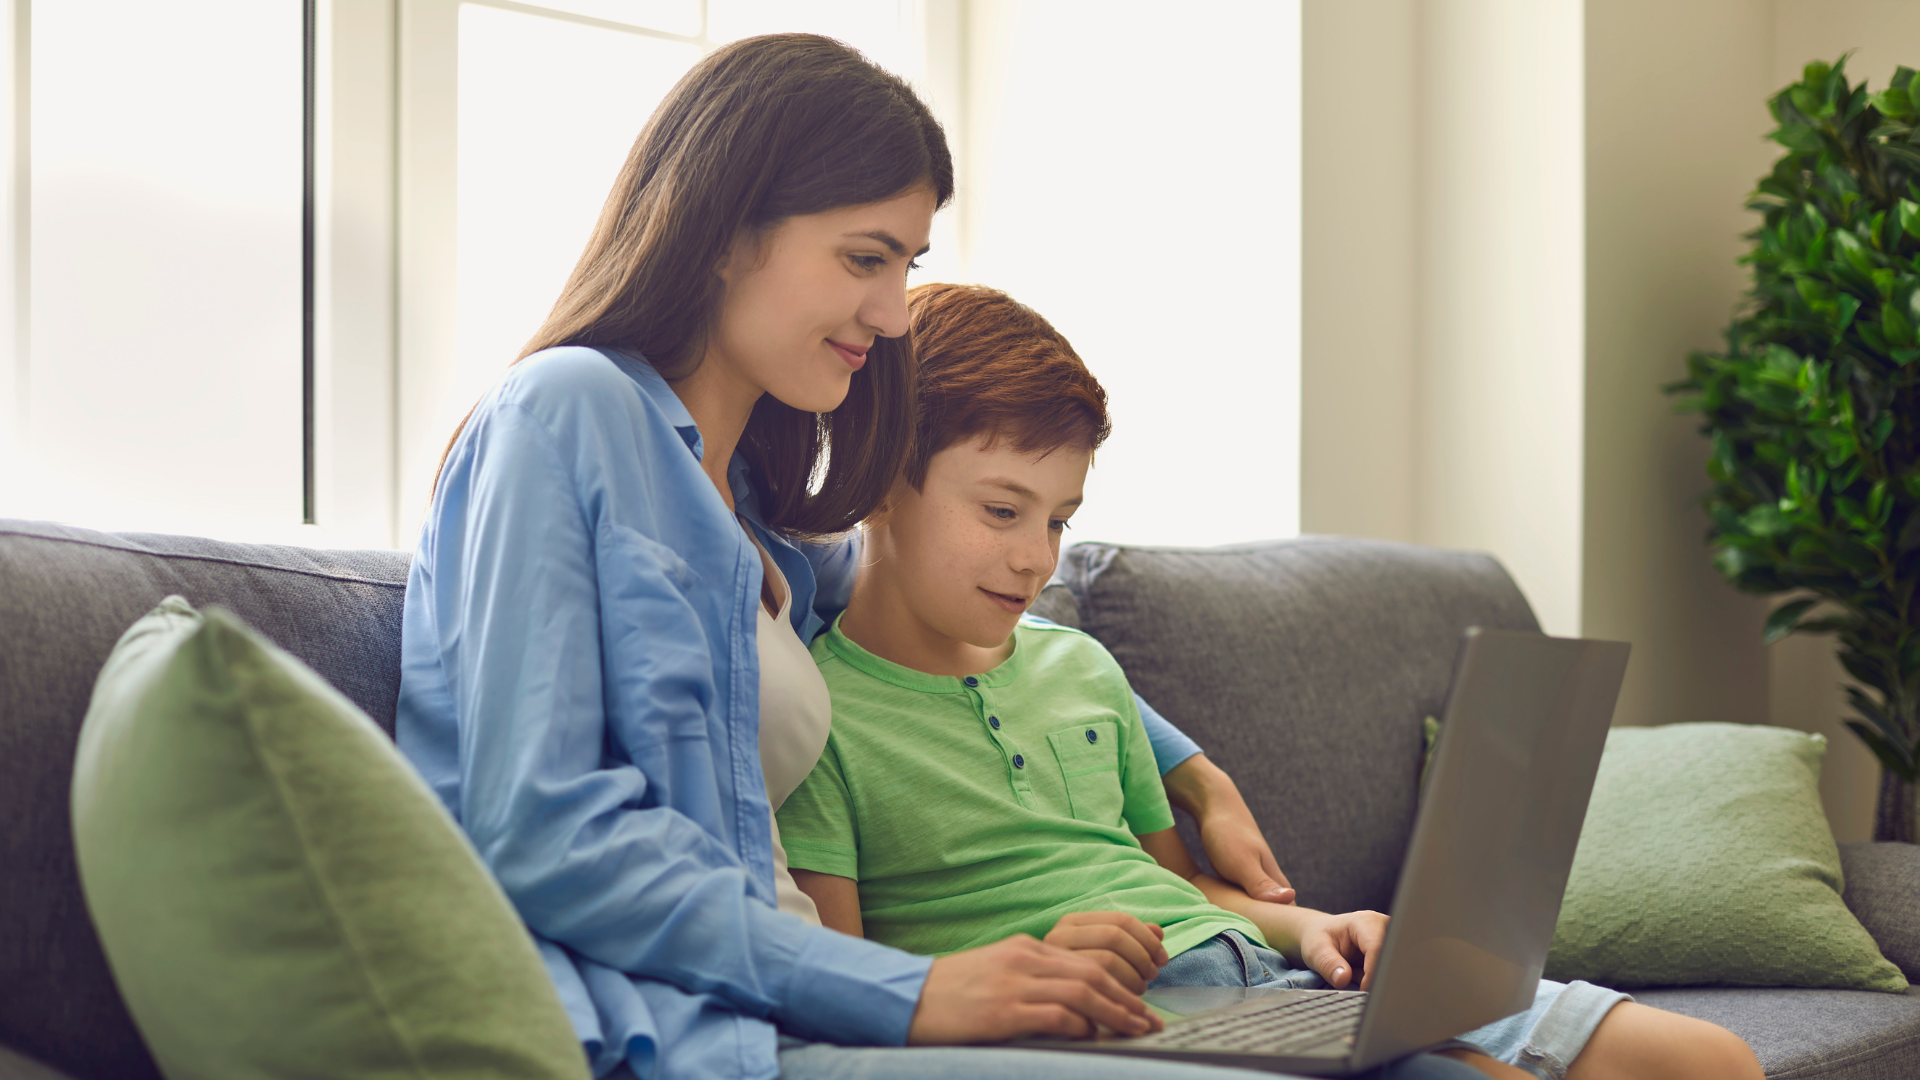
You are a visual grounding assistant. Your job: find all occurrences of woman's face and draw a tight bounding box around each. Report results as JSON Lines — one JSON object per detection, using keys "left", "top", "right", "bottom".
{"left": 708, "top": 185, "right": 937, "bottom": 413}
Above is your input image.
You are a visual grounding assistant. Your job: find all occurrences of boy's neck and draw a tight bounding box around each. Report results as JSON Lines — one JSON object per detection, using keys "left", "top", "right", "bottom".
{"left": 840, "top": 564, "right": 1015, "bottom": 678}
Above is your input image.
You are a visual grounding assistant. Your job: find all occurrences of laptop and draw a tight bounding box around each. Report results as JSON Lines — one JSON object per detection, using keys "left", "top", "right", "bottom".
{"left": 1015, "top": 627, "right": 1631, "bottom": 1075}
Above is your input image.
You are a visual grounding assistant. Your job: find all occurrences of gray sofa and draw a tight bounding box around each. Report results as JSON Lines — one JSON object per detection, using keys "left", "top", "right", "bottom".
{"left": 2, "top": 518, "right": 1916, "bottom": 1079}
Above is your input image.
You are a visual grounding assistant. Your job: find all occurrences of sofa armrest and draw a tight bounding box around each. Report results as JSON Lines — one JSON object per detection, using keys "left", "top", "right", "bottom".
{"left": 1841, "top": 841, "right": 1920, "bottom": 981}
{"left": 0, "top": 1045, "right": 84, "bottom": 1080}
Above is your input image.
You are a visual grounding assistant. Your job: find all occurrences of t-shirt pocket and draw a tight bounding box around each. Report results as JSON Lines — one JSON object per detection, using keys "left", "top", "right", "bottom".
{"left": 1046, "top": 721, "right": 1125, "bottom": 826}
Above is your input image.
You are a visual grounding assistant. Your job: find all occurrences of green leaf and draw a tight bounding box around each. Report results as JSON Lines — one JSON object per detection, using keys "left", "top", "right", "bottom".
{"left": 1845, "top": 721, "right": 1919, "bottom": 781}
{"left": 1898, "top": 513, "right": 1920, "bottom": 555}
{"left": 1764, "top": 598, "right": 1821, "bottom": 644}
{"left": 1886, "top": 301, "right": 1916, "bottom": 346}
{"left": 1889, "top": 198, "right": 1920, "bottom": 240}
{"left": 1834, "top": 229, "right": 1875, "bottom": 274}
{"left": 1835, "top": 292, "right": 1862, "bottom": 333}
{"left": 1871, "top": 88, "right": 1914, "bottom": 117}
{"left": 1742, "top": 504, "right": 1793, "bottom": 537}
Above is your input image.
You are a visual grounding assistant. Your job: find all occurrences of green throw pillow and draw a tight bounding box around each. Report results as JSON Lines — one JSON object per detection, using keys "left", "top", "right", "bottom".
{"left": 71, "top": 597, "right": 589, "bottom": 1079}
{"left": 1544, "top": 722, "right": 1907, "bottom": 992}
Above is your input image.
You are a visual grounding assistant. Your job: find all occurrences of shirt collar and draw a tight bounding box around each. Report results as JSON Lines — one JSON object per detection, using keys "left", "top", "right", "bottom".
{"left": 604, "top": 348, "right": 704, "bottom": 460}
{"left": 819, "top": 613, "right": 1024, "bottom": 693}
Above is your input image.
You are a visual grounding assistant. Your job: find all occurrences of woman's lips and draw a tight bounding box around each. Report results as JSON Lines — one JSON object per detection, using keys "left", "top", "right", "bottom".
{"left": 828, "top": 340, "right": 869, "bottom": 370}
{"left": 980, "top": 587, "right": 1028, "bottom": 614}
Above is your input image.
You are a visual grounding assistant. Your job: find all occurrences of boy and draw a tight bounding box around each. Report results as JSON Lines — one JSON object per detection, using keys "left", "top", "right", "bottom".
{"left": 776, "top": 283, "right": 1763, "bottom": 1080}
{"left": 776, "top": 282, "right": 1389, "bottom": 992}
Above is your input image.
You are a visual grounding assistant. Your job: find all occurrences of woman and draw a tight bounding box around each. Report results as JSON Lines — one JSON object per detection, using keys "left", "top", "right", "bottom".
{"left": 397, "top": 33, "right": 1498, "bottom": 1080}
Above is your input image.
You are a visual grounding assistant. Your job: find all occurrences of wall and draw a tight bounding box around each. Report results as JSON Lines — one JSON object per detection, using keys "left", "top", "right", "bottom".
{"left": 1299, "top": 0, "right": 1417, "bottom": 545}
{"left": 1581, "top": 1, "right": 1775, "bottom": 743}
{"left": 1413, "top": 0, "right": 1586, "bottom": 638}
{"left": 959, "top": 0, "right": 1302, "bottom": 548}
{"left": 1302, "top": 0, "right": 1914, "bottom": 840}
{"left": 1302, "top": 0, "right": 1585, "bottom": 636}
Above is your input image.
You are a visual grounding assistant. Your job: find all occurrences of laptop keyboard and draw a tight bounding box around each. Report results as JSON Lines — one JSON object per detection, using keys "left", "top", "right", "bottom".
{"left": 1135, "top": 990, "right": 1368, "bottom": 1055}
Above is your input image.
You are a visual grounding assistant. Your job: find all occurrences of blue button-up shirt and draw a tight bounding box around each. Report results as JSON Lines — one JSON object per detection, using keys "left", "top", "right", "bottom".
{"left": 397, "top": 346, "right": 1200, "bottom": 1080}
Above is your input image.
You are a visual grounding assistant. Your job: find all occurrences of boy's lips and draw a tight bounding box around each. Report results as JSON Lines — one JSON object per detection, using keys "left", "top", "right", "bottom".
{"left": 980, "top": 587, "right": 1029, "bottom": 614}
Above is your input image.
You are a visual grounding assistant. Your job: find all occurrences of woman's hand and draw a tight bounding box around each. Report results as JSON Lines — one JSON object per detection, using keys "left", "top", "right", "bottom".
{"left": 1296, "top": 909, "right": 1388, "bottom": 990}
{"left": 1162, "top": 755, "right": 1296, "bottom": 904}
{"left": 1042, "top": 911, "right": 1169, "bottom": 992}
{"left": 906, "top": 934, "right": 1165, "bottom": 1044}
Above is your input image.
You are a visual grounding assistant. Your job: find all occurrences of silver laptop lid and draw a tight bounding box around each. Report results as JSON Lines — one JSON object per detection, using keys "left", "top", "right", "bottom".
{"left": 1350, "top": 628, "right": 1628, "bottom": 1069}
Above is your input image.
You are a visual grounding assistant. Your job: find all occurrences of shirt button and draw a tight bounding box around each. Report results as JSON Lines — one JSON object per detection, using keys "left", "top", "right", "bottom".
{"left": 964, "top": 676, "right": 979, "bottom": 687}
{"left": 989, "top": 716, "right": 1001, "bottom": 729}
{"left": 1086, "top": 729, "right": 1098, "bottom": 743}
{"left": 1012, "top": 754, "right": 1025, "bottom": 768}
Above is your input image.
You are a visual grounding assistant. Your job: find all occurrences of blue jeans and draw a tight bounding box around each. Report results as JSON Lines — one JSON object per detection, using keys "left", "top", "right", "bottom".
{"left": 1150, "top": 932, "right": 1632, "bottom": 1080}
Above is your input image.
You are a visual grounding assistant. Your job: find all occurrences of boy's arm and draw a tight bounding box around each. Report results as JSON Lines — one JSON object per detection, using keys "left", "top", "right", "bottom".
{"left": 791, "top": 869, "right": 865, "bottom": 938}
{"left": 1136, "top": 829, "right": 1387, "bottom": 990}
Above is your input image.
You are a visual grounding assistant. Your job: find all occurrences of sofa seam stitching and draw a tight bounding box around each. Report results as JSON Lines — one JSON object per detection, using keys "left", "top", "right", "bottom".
{"left": 1761, "top": 1023, "right": 1920, "bottom": 1079}
{"left": 0, "top": 529, "right": 405, "bottom": 590}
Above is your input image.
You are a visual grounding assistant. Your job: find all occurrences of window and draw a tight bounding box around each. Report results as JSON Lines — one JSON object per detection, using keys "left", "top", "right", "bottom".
{"left": 0, "top": 1, "right": 304, "bottom": 541}
{"left": 0, "top": 1, "right": 1302, "bottom": 552}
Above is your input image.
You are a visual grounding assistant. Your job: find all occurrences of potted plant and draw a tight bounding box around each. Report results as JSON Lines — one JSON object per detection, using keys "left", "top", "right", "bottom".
{"left": 1670, "top": 56, "right": 1920, "bottom": 843}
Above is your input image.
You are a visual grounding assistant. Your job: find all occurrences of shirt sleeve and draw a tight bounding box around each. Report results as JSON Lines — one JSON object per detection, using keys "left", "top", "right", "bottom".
{"left": 801, "top": 530, "right": 861, "bottom": 633}
{"left": 1120, "top": 691, "right": 1179, "bottom": 835}
{"left": 422, "top": 397, "right": 926, "bottom": 1048}
{"left": 775, "top": 740, "right": 862, "bottom": 880}
{"left": 1136, "top": 693, "right": 1203, "bottom": 775}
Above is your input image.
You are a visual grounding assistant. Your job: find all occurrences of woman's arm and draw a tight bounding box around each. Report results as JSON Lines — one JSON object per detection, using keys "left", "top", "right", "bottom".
{"left": 1137, "top": 829, "right": 1382, "bottom": 990}
{"left": 1159, "top": 753, "right": 1296, "bottom": 904}
{"left": 421, "top": 394, "right": 929, "bottom": 1048}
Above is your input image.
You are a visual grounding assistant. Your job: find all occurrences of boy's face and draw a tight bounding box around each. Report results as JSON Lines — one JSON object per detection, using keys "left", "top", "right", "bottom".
{"left": 873, "top": 434, "right": 1090, "bottom": 651}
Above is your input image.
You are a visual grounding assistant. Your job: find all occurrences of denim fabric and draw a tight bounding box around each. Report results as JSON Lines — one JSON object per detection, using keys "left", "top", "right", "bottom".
{"left": 1153, "top": 932, "right": 1630, "bottom": 1080}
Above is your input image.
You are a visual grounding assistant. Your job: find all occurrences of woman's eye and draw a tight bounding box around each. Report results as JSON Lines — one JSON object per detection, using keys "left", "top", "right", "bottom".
{"left": 1049, "top": 519, "right": 1071, "bottom": 533}
{"left": 851, "top": 255, "right": 885, "bottom": 272}
{"left": 907, "top": 259, "right": 923, "bottom": 272}
{"left": 987, "top": 506, "right": 1017, "bottom": 521}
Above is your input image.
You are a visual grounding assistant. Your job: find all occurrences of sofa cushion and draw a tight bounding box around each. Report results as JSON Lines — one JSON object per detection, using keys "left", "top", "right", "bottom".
{"left": 1842, "top": 842, "right": 1920, "bottom": 982}
{"left": 1633, "top": 986, "right": 1920, "bottom": 1080}
{"left": 72, "top": 597, "right": 586, "bottom": 1079}
{"left": 0, "top": 520, "right": 410, "bottom": 1080}
{"left": 1057, "top": 536, "right": 1540, "bottom": 917}
{"left": 1546, "top": 724, "right": 1905, "bottom": 992}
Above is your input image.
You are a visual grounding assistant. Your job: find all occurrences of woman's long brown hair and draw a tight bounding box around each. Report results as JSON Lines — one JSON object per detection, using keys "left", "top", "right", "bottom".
{"left": 435, "top": 34, "right": 953, "bottom": 536}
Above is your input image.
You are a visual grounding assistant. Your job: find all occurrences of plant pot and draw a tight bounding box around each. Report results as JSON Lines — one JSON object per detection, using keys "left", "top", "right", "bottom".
{"left": 1876, "top": 770, "right": 1917, "bottom": 844}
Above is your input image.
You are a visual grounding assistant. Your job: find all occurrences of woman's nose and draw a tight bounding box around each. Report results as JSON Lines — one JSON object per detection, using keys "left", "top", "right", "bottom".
{"left": 861, "top": 277, "right": 911, "bottom": 339}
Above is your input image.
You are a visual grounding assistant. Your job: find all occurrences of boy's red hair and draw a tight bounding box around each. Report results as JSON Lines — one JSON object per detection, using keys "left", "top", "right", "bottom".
{"left": 902, "top": 282, "right": 1111, "bottom": 490}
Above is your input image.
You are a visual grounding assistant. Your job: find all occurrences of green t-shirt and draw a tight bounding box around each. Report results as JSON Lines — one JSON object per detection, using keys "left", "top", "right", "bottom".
{"left": 776, "top": 615, "right": 1265, "bottom": 959}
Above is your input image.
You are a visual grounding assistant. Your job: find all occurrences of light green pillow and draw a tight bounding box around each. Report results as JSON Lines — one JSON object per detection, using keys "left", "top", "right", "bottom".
{"left": 71, "top": 597, "right": 589, "bottom": 1079}
{"left": 1544, "top": 722, "right": 1907, "bottom": 992}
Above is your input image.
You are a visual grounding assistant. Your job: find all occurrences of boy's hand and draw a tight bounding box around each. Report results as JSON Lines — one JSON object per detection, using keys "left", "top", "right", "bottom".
{"left": 907, "top": 934, "right": 1164, "bottom": 1044}
{"left": 1298, "top": 909, "right": 1388, "bottom": 990}
{"left": 1043, "top": 911, "right": 1169, "bottom": 992}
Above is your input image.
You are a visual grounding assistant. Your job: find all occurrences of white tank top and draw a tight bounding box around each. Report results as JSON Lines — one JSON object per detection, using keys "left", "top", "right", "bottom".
{"left": 742, "top": 524, "right": 833, "bottom": 926}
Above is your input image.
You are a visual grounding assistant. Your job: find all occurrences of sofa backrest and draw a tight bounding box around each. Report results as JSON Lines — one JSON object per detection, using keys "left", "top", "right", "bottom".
{"left": 1057, "top": 537, "right": 1541, "bottom": 919}
{"left": 0, "top": 520, "right": 410, "bottom": 1080}
{"left": 1, "top": 522, "right": 1541, "bottom": 1078}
